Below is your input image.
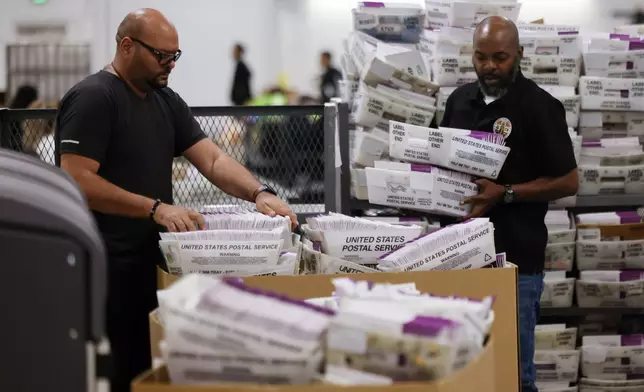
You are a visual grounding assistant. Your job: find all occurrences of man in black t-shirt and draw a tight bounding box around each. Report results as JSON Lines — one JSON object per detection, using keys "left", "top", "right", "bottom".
{"left": 56, "top": 9, "right": 297, "bottom": 392}
{"left": 319, "top": 51, "right": 342, "bottom": 103}
{"left": 441, "top": 17, "right": 578, "bottom": 392}
{"left": 230, "top": 43, "right": 252, "bottom": 106}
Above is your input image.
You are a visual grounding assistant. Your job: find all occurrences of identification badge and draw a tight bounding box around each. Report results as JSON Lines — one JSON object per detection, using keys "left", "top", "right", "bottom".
{"left": 493, "top": 117, "right": 513, "bottom": 138}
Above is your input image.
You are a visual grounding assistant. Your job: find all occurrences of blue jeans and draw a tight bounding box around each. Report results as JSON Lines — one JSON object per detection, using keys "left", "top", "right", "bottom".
{"left": 518, "top": 273, "right": 544, "bottom": 392}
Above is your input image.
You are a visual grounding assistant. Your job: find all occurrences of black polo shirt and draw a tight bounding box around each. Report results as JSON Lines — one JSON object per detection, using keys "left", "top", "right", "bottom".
{"left": 441, "top": 72, "right": 577, "bottom": 274}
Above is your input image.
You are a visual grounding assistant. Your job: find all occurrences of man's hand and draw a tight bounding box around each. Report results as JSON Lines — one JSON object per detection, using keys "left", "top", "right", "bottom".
{"left": 255, "top": 192, "right": 298, "bottom": 228}
{"left": 461, "top": 179, "right": 505, "bottom": 220}
{"left": 153, "top": 203, "right": 206, "bottom": 232}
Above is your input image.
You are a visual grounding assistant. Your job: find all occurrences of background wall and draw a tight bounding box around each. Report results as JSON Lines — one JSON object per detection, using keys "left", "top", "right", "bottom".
{"left": 0, "top": 0, "right": 642, "bottom": 105}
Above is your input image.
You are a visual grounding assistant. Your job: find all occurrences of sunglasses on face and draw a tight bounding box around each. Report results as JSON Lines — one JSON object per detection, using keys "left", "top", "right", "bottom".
{"left": 130, "top": 37, "right": 182, "bottom": 65}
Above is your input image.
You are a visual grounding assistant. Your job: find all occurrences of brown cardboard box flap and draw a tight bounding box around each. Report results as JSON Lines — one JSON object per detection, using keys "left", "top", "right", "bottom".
{"left": 150, "top": 310, "right": 165, "bottom": 361}
{"left": 133, "top": 338, "right": 495, "bottom": 392}
{"left": 577, "top": 222, "right": 644, "bottom": 241}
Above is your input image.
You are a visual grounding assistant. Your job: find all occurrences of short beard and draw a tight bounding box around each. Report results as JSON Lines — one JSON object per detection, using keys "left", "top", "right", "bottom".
{"left": 147, "top": 77, "right": 168, "bottom": 90}
{"left": 478, "top": 56, "right": 521, "bottom": 98}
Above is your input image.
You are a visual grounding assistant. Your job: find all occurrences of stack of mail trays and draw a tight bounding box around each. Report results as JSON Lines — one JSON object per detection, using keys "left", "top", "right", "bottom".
{"left": 533, "top": 324, "right": 580, "bottom": 392}
{"left": 300, "top": 213, "right": 505, "bottom": 275}
{"left": 344, "top": 2, "right": 517, "bottom": 219}
{"left": 574, "top": 212, "right": 644, "bottom": 309}
{"left": 578, "top": 333, "right": 644, "bottom": 390}
{"left": 578, "top": 33, "right": 644, "bottom": 197}
{"left": 541, "top": 211, "right": 577, "bottom": 310}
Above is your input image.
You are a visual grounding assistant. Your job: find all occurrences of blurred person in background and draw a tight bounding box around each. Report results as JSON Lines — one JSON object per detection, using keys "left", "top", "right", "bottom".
{"left": 56, "top": 9, "right": 297, "bottom": 392}
{"left": 613, "top": 4, "right": 644, "bottom": 24}
{"left": 1, "top": 84, "right": 38, "bottom": 153}
{"left": 319, "top": 51, "right": 342, "bottom": 103}
{"left": 230, "top": 43, "right": 253, "bottom": 105}
{"left": 440, "top": 16, "right": 578, "bottom": 392}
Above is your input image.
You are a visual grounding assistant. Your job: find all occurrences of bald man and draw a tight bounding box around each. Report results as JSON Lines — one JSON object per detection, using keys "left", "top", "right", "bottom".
{"left": 441, "top": 17, "right": 578, "bottom": 392}
{"left": 55, "top": 9, "right": 297, "bottom": 391}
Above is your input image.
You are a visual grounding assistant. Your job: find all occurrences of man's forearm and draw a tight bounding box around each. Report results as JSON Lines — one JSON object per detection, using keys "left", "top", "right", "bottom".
{"left": 206, "top": 154, "right": 262, "bottom": 201}
{"left": 512, "top": 171, "right": 578, "bottom": 202}
{"left": 73, "top": 169, "right": 155, "bottom": 217}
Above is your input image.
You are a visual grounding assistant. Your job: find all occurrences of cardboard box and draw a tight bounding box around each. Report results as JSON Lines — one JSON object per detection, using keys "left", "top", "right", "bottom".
{"left": 149, "top": 309, "right": 164, "bottom": 361}
{"left": 580, "top": 77, "right": 644, "bottom": 112}
{"left": 135, "top": 339, "right": 495, "bottom": 391}
{"left": 155, "top": 266, "right": 519, "bottom": 392}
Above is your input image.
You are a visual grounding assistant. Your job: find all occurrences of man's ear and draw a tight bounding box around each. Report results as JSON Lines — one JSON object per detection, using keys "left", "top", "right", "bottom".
{"left": 518, "top": 45, "right": 524, "bottom": 58}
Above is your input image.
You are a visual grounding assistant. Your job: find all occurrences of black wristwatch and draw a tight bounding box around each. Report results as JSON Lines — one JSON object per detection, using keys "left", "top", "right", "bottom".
{"left": 149, "top": 199, "right": 162, "bottom": 220}
{"left": 253, "top": 185, "right": 278, "bottom": 201}
{"left": 503, "top": 185, "right": 515, "bottom": 204}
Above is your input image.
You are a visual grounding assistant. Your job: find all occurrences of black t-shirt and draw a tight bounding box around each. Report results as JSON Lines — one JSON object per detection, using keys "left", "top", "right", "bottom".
{"left": 321, "top": 67, "right": 342, "bottom": 103}
{"left": 56, "top": 70, "right": 207, "bottom": 257}
{"left": 441, "top": 72, "right": 577, "bottom": 274}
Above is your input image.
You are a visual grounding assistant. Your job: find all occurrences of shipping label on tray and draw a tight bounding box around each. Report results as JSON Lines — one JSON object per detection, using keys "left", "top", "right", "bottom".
{"left": 534, "top": 350, "right": 580, "bottom": 383}
{"left": 540, "top": 281, "right": 574, "bottom": 307}
{"left": 535, "top": 328, "right": 577, "bottom": 351}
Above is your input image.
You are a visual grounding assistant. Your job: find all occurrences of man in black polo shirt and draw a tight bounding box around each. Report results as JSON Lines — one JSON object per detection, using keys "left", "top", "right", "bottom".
{"left": 441, "top": 16, "right": 578, "bottom": 392}
{"left": 56, "top": 9, "right": 297, "bottom": 392}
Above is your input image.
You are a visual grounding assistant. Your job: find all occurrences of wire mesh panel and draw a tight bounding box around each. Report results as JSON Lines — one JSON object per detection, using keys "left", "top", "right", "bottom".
{"left": 179, "top": 107, "right": 326, "bottom": 213}
{"left": 0, "top": 106, "right": 328, "bottom": 215}
{"left": 0, "top": 109, "right": 56, "bottom": 163}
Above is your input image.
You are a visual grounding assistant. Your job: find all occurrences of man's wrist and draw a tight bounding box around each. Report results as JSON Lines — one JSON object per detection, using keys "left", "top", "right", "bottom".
{"left": 252, "top": 185, "right": 277, "bottom": 202}
{"left": 142, "top": 197, "right": 158, "bottom": 218}
{"left": 492, "top": 183, "right": 505, "bottom": 204}
{"left": 502, "top": 184, "right": 515, "bottom": 204}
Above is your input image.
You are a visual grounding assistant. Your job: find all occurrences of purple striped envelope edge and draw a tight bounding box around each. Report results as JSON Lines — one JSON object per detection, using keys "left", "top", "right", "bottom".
{"left": 223, "top": 277, "right": 336, "bottom": 316}
{"left": 621, "top": 334, "right": 644, "bottom": 346}
{"left": 402, "top": 316, "right": 459, "bottom": 338}
{"left": 361, "top": 1, "right": 385, "bottom": 7}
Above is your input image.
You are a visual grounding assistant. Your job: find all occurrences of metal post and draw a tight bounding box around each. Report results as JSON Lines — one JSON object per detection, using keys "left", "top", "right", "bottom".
{"left": 0, "top": 109, "right": 6, "bottom": 149}
{"left": 323, "top": 103, "right": 339, "bottom": 214}
{"left": 337, "top": 102, "right": 352, "bottom": 215}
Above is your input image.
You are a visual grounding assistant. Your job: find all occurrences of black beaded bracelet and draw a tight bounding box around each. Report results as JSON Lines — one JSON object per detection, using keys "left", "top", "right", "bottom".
{"left": 149, "top": 199, "right": 162, "bottom": 220}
